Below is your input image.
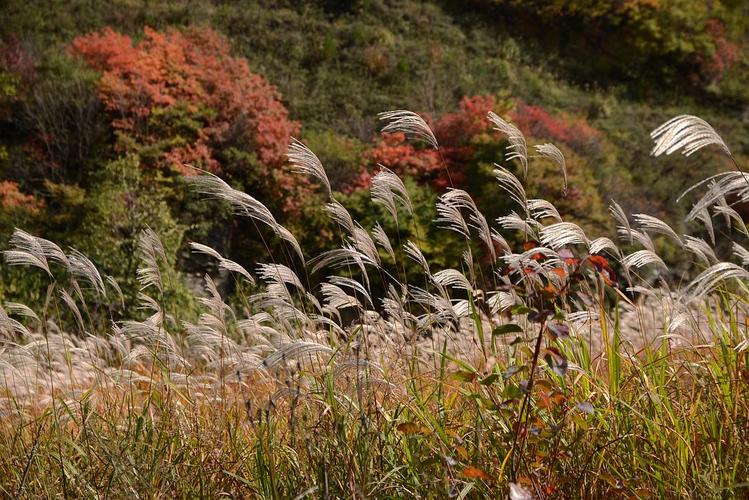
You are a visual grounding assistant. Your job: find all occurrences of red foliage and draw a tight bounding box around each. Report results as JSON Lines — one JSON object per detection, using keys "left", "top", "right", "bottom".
{"left": 354, "top": 95, "right": 497, "bottom": 191}
{"left": 509, "top": 102, "right": 599, "bottom": 153}
{"left": 70, "top": 27, "right": 303, "bottom": 209}
{"left": 700, "top": 19, "right": 739, "bottom": 83}
{"left": 0, "top": 181, "right": 42, "bottom": 213}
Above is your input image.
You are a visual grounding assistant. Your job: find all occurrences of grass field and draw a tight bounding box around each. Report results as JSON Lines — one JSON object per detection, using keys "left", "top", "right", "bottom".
{"left": 1, "top": 112, "right": 748, "bottom": 498}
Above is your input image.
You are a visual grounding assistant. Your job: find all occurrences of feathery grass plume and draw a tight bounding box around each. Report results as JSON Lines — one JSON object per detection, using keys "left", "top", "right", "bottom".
{"left": 683, "top": 236, "right": 718, "bottom": 266}
{"left": 435, "top": 193, "right": 470, "bottom": 238}
{"left": 622, "top": 249, "right": 668, "bottom": 271}
{"left": 540, "top": 222, "right": 589, "bottom": 250}
{"left": 288, "top": 138, "right": 331, "bottom": 197}
{"left": 372, "top": 222, "right": 395, "bottom": 261}
{"left": 136, "top": 228, "right": 166, "bottom": 293}
{"left": 378, "top": 110, "right": 438, "bottom": 149}
{"left": 256, "top": 263, "right": 305, "bottom": 292}
{"left": 528, "top": 199, "right": 562, "bottom": 222}
{"left": 489, "top": 230, "right": 511, "bottom": 257}
{"left": 351, "top": 225, "right": 381, "bottom": 265}
{"left": 714, "top": 203, "right": 749, "bottom": 236}
{"left": 696, "top": 208, "right": 716, "bottom": 245}
{"left": 321, "top": 283, "right": 362, "bottom": 315}
{"left": 486, "top": 291, "right": 516, "bottom": 314}
{"left": 534, "top": 143, "right": 568, "bottom": 193}
{"left": 589, "top": 237, "right": 619, "bottom": 256}
{"left": 733, "top": 242, "right": 749, "bottom": 267}
{"left": 633, "top": 214, "right": 683, "bottom": 246}
{"left": 4, "top": 302, "right": 40, "bottom": 324}
{"left": 651, "top": 115, "right": 731, "bottom": 157}
{"left": 494, "top": 165, "right": 528, "bottom": 211}
{"left": 371, "top": 165, "right": 414, "bottom": 224}
{"left": 682, "top": 173, "right": 749, "bottom": 224}
{"left": 436, "top": 189, "right": 496, "bottom": 259}
{"left": 325, "top": 200, "right": 356, "bottom": 235}
{"left": 432, "top": 269, "right": 473, "bottom": 292}
{"left": 622, "top": 228, "right": 655, "bottom": 253}
{"left": 488, "top": 112, "right": 528, "bottom": 176}
{"left": 262, "top": 341, "right": 333, "bottom": 369}
{"left": 328, "top": 275, "right": 373, "bottom": 308}
{"left": 68, "top": 249, "right": 107, "bottom": 297}
{"left": 403, "top": 240, "right": 430, "bottom": 275}
{"left": 502, "top": 247, "right": 562, "bottom": 287}
{"left": 190, "top": 242, "right": 255, "bottom": 284}
{"left": 4, "top": 229, "right": 51, "bottom": 275}
{"left": 684, "top": 262, "right": 749, "bottom": 299}
{"left": 59, "top": 289, "right": 86, "bottom": 332}
{"left": 187, "top": 172, "right": 304, "bottom": 259}
{"left": 609, "top": 200, "right": 633, "bottom": 245}
{"left": 497, "top": 211, "right": 539, "bottom": 239}
{"left": 0, "top": 304, "right": 30, "bottom": 338}
{"left": 308, "top": 244, "right": 376, "bottom": 288}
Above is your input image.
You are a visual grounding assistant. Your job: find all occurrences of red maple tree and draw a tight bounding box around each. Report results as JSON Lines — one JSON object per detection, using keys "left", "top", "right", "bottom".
{"left": 70, "top": 27, "right": 304, "bottom": 210}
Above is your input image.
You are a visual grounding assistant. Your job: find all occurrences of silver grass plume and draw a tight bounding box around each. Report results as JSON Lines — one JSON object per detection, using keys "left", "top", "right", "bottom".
{"left": 371, "top": 166, "right": 414, "bottom": 224}
{"left": 327, "top": 275, "right": 373, "bottom": 308}
{"left": 4, "top": 229, "right": 51, "bottom": 275}
{"left": 403, "top": 240, "right": 430, "bottom": 275}
{"left": 528, "top": 199, "right": 562, "bottom": 222}
{"left": 539, "top": 222, "right": 589, "bottom": 250}
{"left": 633, "top": 214, "right": 683, "bottom": 246}
{"left": 187, "top": 172, "right": 303, "bottom": 259}
{"left": 325, "top": 200, "right": 356, "bottom": 235}
{"left": 651, "top": 115, "right": 731, "bottom": 158}
{"left": 487, "top": 112, "right": 528, "bottom": 177}
{"left": 262, "top": 341, "right": 333, "bottom": 369}
{"left": 68, "top": 249, "right": 107, "bottom": 297}
{"left": 288, "top": 138, "right": 331, "bottom": 197}
{"left": 534, "top": 143, "right": 568, "bottom": 193}
{"left": 256, "top": 263, "right": 305, "bottom": 292}
{"left": 628, "top": 229, "right": 656, "bottom": 253}
{"left": 494, "top": 165, "right": 528, "bottom": 211}
{"left": 378, "top": 110, "right": 438, "bottom": 149}
{"left": 589, "top": 237, "right": 619, "bottom": 256}
{"left": 189, "top": 242, "right": 255, "bottom": 285}
{"left": 621, "top": 250, "right": 667, "bottom": 272}
{"left": 696, "top": 208, "right": 716, "bottom": 245}
{"left": 713, "top": 202, "right": 749, "bottom": 236}
{"left": 372, "top": 222, "right": 395, "bottom": 261}
{"left": 136, "top": 229, "right": 166, "bottom": 293}
{"left": 609, "top": 201, "right": 632, "bottom": 245}
{"left": 497, "top": 211, "right": 539, "bottom": 239}
{"left": 432, "top": 269, "right": 473, "bottom": 292}
{"left": 684, "top": 262, "right": 749, "bottom": 299}
{"left": 733, "top": 242, "right": 749, "bottom": 267}
{"left": 59, "top": 289, "right": 85, "bottom": 332}
{"left": 435, "top": 189, "right": 495, "bottom": 259}
{"left": 683, "top": 236, "right": 717, "bottom": 266}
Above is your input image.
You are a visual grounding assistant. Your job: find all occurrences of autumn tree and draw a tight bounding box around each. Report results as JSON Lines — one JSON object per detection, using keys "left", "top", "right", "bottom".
{"left": 70, "top": 27, "right": 304, "bottom": 212}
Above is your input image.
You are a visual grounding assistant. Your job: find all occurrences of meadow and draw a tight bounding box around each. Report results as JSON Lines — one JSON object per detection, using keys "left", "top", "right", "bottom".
{"left": 0, "top": 110, "right": 747, "bottom": 498}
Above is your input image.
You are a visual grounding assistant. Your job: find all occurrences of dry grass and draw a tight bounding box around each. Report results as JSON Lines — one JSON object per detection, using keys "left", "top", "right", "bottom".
{"left": 0, "top": 111, "right": 748, "bottom": 498}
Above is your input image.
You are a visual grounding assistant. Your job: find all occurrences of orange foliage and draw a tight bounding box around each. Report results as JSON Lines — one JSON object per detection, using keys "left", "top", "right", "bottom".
{"left": 354, "top": 95, "right": 497, "bottom": 191}
{"left": 70, "top": 27, "right": 303, "bottom": 209}
{"left": 509, "top": 102, "right": 600, "bottom": 153}
{"left": 0, "top": 181, "right": 42, "bottom": 213}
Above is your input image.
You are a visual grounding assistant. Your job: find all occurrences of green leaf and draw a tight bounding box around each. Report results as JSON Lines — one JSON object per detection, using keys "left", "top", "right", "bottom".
{"left": 453, "top": 370, "right": 477, "bottom": 382}
{"left": 480, "top": 373, "right": 500, "bottom": 385}
{"left": 493, "top": 324, "right": 523, "bottom": 336}
{"left": 511, "top": 305, "right": 533, "bottom": 315}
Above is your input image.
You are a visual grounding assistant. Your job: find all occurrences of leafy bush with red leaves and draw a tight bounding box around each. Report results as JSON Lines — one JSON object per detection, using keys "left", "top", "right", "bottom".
{"left": 509, "top": 102, "right": 600, "bottom": 154}
{"left": 70, "top": 27, "right": 303, "bottom": 210}
{"left": 0, "top": 181, "right": 42, "bottom": 213}
{"left": 355, "top": 95, "right": 497, "bottom": 190}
